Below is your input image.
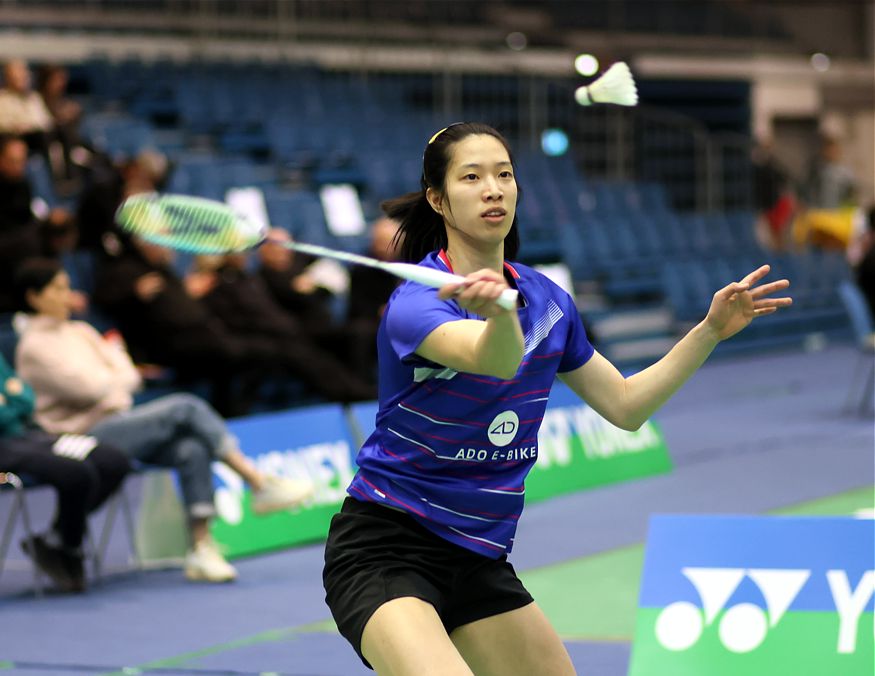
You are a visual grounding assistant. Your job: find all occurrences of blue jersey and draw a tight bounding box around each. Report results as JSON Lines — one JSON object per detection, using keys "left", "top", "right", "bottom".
{"left": 347, "top": 250, "right": 594, "bottom": 558}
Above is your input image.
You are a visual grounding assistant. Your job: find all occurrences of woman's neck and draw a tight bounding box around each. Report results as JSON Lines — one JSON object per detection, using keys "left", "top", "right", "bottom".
{"left": 444, "top": 241, "right": 504, "bottom": 277}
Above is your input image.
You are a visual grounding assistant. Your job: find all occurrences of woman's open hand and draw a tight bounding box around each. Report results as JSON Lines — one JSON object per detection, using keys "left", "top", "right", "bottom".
{"left": 705, "top": 264, "right": 792, "bottom": 342}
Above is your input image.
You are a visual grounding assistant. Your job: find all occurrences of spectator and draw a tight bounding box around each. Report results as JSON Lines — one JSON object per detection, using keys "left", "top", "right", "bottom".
{"left": 92, "top": 235, "right": 258, "bottom": 415}
{"left": 0, "top": 60, "right": 53, "bottom": 156}
{"left": 256, "top": 228, "right": 376, "bottom": 384}
{"left": 76, "top": 148, "right": 169, "bottom": 252}
{"left": 36, "top": 64, "right": 84, "bottom": 184}
{"left": 346, "top": 216, "right": 402, "bottom": 325}
{"left": 257, "top": 228, "right": 335, "bottom": 336}
{"left": 794, "top": 136, "right": 859, "bottom": 250}
{"left": 194, "top": 250, "right": 377, "bottom": 402}
{"left": 344, "top": 217, "right": 402, "bottom": 382}
{"left": 14, "top": 258, "right": 315, "bottom": 583}
{"left": 0, "top": 352, "right": 130, "bottom": 593}
{"left": 751, "top": 139, "right": 795, "bottom": 252}
{"left": 0, "top": 135, "right": 74, "bottom": 311}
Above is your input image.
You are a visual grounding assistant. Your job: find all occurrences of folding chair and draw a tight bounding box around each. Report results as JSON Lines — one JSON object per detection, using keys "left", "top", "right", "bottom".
{"left": 0, "top": 471, "right": 141, "bottom": 595}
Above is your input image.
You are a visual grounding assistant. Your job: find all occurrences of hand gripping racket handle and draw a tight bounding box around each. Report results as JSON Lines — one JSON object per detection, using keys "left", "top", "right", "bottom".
{"left": 383, "top": 262, "right": 519, "bottom": 311}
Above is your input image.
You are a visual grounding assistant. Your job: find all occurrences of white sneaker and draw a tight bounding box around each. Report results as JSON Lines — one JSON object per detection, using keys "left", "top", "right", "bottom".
{"left": 251, "top": 475, "right": 315, "bottom": 515}
{"left": 184, "top": 539, "right": 238, "bottom": 583}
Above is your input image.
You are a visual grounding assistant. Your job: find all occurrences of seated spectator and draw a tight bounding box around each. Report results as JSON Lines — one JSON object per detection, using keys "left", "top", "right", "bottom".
{"left": 0, "top": 352, "right": 130, "bottom": 593}
{"left": 794, "top": 135, "right": 859, "bottom": 250}
{"left": 344, "top": 217, "right": 402, "bottom": 381}
{"left": 194, "top": 250, "right": 377, "bottom": 401}
{"left": 14, "top": 258, "right": 315, "bottom": 584}
{"left": 0, "top": 60, "right": 53, "bottom": 157}
{"left": 76, "top": 148, "right": 169, "bottom": 252}
{"left": 257, "top": 228, "right": 378, "bottom": 384}
{"left": 257, "top": 228, "right": 336, "bottom": 336}
{"left": 36, "top": 64, "right": 84, "bottom": 184}
{"left": 346, "top": 216, "right": 402, "bottom": 324}
{"left": 0, "top": 135, "right": 75, "bottom": 311}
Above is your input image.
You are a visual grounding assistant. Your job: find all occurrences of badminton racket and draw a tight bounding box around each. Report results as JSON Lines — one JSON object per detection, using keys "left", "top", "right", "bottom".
{"left": 114, "top": 193, "right": 519, "bottom": 310}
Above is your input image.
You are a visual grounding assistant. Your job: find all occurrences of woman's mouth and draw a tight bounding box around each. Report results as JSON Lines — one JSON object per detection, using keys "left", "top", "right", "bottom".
{"left": 481, "top": 208, "right": 506, "bottom": 223}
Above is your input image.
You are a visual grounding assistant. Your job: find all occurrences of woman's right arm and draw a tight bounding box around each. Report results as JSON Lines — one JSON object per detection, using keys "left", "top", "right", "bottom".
{"left": 415, "top": 269, "right": 524, "bottom": 380}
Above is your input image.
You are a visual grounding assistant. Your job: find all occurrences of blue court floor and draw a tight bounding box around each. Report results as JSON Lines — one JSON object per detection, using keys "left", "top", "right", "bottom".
{"left": 0, "top": 343, "right": 872, "bottom": 675}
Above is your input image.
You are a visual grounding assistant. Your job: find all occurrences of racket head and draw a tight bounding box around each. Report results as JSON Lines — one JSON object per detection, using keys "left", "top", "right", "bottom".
{"left": 114, "top": 193, "right": 268, "bottom": 254}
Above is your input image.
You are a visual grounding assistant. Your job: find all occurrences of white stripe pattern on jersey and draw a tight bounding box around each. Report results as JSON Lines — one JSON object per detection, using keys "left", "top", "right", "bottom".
{"left": 413, "top": 366, "right": 458, "bottom": 383}
{"left": 420, "top": 498, "right": 505, "bottom": 523}
{"left": 478, "top": 486, "right": 526, "bottom": 495}
{"left": 523, "top": 299, "right": 564, "bottom": 356}
{"left": 52, "top": 434, "right": 99, "bottom": 461}
{"left": 397, "top": 403, "right": 471, "bottom": 427}
{"left": 446, "top": 525, "right": 507, "bottom": 550}
{"left": 387, "top": 427, "right": 461, "bottom": 461}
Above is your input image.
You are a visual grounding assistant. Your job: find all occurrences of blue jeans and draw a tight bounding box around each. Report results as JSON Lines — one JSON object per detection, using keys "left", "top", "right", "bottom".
{"left": 89, "top": 394, "right": 237, "bottom": 519}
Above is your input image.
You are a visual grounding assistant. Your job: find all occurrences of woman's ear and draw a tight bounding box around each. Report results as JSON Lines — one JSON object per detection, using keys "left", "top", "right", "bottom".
{"left": 425, "top": 187, "right": 443, "bottom": 216}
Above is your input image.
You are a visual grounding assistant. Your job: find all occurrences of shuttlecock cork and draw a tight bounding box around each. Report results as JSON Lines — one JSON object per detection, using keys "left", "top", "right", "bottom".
{"left": 575, "top": 62, "right": 638, "bottom": 106}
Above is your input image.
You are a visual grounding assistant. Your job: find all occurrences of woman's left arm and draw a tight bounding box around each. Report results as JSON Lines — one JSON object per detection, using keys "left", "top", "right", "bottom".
{"left": 560, "top": 265, "right": 791, "bottom": 430}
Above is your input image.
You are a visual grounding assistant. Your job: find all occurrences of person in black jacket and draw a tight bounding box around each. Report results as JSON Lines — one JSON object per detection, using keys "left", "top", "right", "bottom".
{"left": 195, "top": 251, "right": 376, "bottom": 403}
{"left": 0, "top": 353, "right": 129, "bottom": 592}
{"left": 257, "top": 228, "right": 382, "bottom": 385}
{"left": 94, "top": 235, "right": 374, "bottom": 415}
{"left": 0, "top": 135, "right": 74, "bottom": 310}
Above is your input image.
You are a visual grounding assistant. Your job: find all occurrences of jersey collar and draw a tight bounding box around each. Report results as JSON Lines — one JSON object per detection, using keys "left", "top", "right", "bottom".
{"left": 437, "top": 249, "right": 521, "bottom": 280}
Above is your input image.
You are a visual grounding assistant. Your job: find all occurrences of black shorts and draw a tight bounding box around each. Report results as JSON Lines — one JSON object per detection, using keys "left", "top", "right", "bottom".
{"left": 323, "top": 497, "right": 534, "bottom": 668}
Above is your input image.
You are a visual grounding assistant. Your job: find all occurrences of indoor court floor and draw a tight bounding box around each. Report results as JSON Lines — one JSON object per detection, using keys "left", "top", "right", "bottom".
{"left": 1, "top": 343, "right": 872, "bottom": 676}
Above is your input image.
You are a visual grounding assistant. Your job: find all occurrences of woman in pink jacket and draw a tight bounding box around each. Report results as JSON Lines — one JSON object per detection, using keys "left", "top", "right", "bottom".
{"left": 15, "top": 258, "right": 314, "bottom": 584}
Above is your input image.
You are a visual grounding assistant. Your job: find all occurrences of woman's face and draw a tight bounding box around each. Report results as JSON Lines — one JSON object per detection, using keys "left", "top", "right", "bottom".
{"left": 28, "top": 271, "right": 72, "bottom": 320}
{"left": 430, "top": 134, "right": 517, "bottom": 251}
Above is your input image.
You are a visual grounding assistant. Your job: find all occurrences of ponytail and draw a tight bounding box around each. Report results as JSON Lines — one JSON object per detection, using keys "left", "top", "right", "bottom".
{"left": 381, "top": 189, "right": 447, "bottom": 263}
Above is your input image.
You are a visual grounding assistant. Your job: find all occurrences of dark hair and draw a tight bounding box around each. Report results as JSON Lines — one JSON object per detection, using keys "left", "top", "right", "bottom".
{"left": 14, "top": 257, "right": 63, "bottom": 312}
{"left": 381, "top": 122, "right": 521, "bottom": 263}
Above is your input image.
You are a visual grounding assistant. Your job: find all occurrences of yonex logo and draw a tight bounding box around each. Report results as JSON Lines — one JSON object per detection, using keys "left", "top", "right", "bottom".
{"left": 488, "top": 411, "right": 519, "bottom": 447}
{"left": 655, "top": 567, "right": 875, "bottom": 654}
{"left": 656, "top": 567, "right": 810, "bottom": 653}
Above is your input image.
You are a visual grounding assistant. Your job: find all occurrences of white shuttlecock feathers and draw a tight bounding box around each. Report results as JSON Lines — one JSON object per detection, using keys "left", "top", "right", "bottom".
{"left": 575, "top": 62, "right": 638, "bottom": 107}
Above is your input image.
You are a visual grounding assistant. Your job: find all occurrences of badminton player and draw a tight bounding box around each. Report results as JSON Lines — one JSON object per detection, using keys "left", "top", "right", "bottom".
{"left": 323, "top": 122, "right": 792, "bottom": 675}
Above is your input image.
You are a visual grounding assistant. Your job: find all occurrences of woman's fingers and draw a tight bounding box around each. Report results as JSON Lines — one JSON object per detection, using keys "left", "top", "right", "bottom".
{"left": 438, "top": 282, "right": 466, "bottom": 300}
{"left": 749, "top": 278, "right": 790, "bottom": 299}
{"left": 740, "top": 264, "right": 771, "bottom": 287}
{"left": 753, "top": 297, "right": 793, "bottom": 310}
{"left": 440, "top": 269, "right": 509, "bottom": 313}
{"left": 716, "top": 280, "right": 749, "bottom": 301}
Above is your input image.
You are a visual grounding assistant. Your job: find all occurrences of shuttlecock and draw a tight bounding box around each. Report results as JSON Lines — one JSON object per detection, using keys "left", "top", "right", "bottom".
{"left": 575, "top": 62, "right": 638, "bottom": 107}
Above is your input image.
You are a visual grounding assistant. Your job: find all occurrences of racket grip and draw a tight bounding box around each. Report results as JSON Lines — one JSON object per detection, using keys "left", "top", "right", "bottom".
{"left": 386, "top": 262, "right": 519, "bottom": 311}
{"left": 497, "top": 288, "right": 519, "bottom": 310}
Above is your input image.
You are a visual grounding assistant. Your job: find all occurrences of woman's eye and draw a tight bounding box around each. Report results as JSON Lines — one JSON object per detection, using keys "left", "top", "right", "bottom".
{"left": 500, "top": 171, "right": 514, "bottom": 179}
{"left": 464, "top": 174, "right": 478, "bottom": 181}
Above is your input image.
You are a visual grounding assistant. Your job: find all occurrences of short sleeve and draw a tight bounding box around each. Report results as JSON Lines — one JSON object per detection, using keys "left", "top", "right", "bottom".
{"left": 557, "top": 291, "right": 594, "bottom": 372}
{"left": 384, "top": 282, "right": 465, "bottom": 364}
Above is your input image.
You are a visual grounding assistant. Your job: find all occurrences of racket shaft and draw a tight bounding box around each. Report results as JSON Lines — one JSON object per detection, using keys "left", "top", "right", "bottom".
{"left": 382, "top": 262, "right": 518, "bottom": 310}
{"left": 279, "top": 240, "right": 518, "bottom": 310}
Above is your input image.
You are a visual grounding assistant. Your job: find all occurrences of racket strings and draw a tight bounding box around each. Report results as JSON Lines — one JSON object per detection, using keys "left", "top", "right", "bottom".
{"left": 117, "top": 195, "right": 265, "bottom": 254}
